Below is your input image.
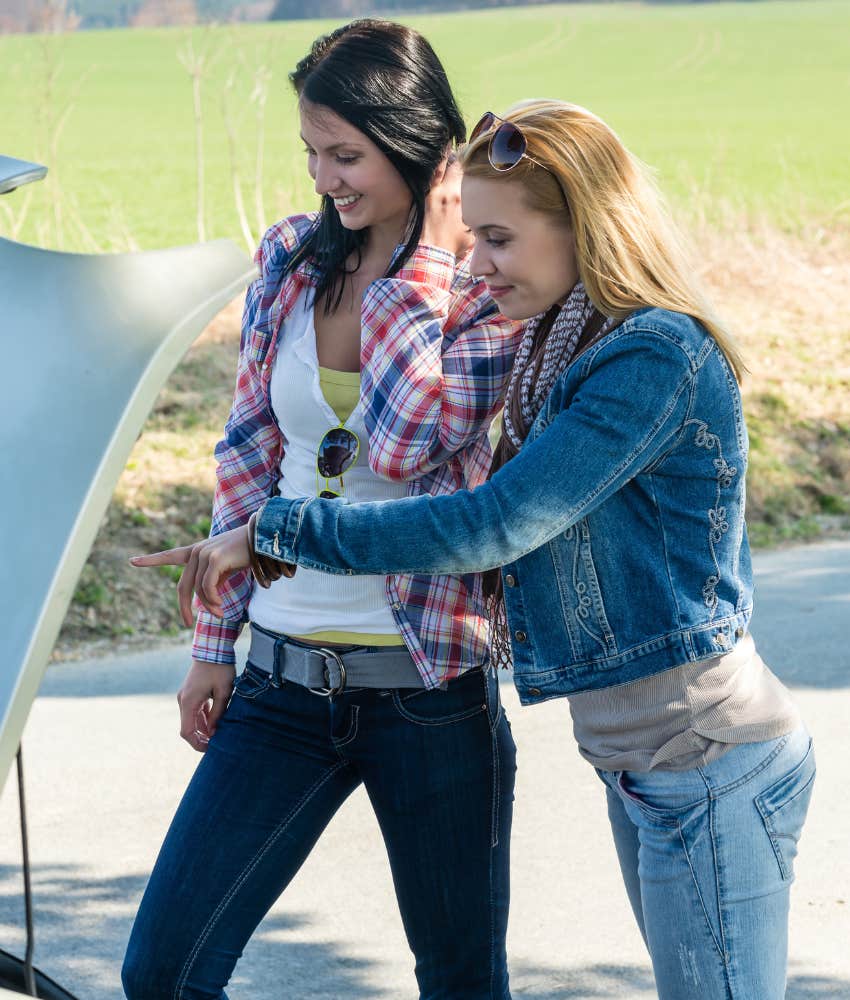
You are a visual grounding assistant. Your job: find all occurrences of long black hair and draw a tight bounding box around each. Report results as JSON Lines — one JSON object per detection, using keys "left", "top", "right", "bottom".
{"left": 288, "top": 19, "right": 466, "bottom": 312}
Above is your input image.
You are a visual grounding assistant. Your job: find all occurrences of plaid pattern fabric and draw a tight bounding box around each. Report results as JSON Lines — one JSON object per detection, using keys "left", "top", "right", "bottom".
{"left": 192, "top": 213, "right": 522, "bottom": 687}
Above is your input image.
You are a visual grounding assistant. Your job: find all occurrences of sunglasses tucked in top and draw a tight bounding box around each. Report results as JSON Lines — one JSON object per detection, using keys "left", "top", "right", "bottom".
{"left": 317, "top": 425, "right": 360, "bottom": 499}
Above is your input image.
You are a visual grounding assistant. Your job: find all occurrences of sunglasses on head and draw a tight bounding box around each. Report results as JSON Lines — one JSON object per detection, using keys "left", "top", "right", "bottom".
{"left": 317, "top": 425, "right": 360, "bottom": 499}
{"left": 469, "top": 111, "right": 548, "bottom": 173}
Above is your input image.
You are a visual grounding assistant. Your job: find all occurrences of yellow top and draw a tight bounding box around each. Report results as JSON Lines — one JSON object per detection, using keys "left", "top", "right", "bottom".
{"left": 317, "top": 365, "right": 360, "bottom": 423}
{"left": 290, "top": 365, "right": 406, "bottom": 649}
{"left": 291, "top": 629, "right": 407, "bottom": 647}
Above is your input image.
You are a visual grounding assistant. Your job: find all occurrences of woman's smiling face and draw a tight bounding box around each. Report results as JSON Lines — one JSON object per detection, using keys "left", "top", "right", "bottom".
{"left": 300, "top": 98, "right": 413, "bottom": 241}
{"left": 462, "top": 174, "right": 579, "bottom": 320}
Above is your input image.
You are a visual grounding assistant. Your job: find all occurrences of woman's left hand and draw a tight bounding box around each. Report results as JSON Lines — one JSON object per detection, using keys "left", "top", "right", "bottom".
{"left": 130, "top": 525, "right": 252, "bottom": 626}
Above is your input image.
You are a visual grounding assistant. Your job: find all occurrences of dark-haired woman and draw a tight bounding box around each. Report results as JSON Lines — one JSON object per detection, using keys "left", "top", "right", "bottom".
{"left": 122, "top": 21, "right": 520, "bottom": 1000}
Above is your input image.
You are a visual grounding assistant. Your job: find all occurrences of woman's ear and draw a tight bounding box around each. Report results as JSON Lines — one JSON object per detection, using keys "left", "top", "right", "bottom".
{"left": 430, "top": 146, "right": 454, "bottom": 188}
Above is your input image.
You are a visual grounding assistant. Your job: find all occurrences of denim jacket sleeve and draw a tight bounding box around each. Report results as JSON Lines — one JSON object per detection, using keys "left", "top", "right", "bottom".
{"left": 254, "top": 327, "right": 698, "bottom": 576}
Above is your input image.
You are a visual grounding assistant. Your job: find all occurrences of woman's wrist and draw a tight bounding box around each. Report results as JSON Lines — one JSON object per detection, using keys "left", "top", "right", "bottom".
{"left": 246, "top": 511, "right": 269, "bottom": 587}
{"left": 248, "top": 506, "right": 297, "bottom": 585}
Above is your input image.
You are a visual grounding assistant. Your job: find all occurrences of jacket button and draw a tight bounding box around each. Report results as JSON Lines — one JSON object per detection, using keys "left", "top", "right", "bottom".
{"left": 514, "top": 630, "right": 527, "bottom": 643}
{"left": 735, "top": 626, "right": 745, "bottom": 638}
{"left": 504, "top": 574, "right": 517, "bottom": 587}
{"left": 528, "top": 687, "right": 542, "bottom": 697}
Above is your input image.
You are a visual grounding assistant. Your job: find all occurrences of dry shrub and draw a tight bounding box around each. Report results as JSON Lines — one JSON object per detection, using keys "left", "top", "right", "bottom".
{"left": 688, "top": 209, "right": 850, "bottom": 535}
{"left": 693, "top": 212, "right": 850, "bottom": 412}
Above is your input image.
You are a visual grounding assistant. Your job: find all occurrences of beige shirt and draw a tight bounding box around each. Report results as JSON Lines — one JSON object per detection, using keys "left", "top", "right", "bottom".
{"left": 567, "top": 635, "right": 800, "bottom": 772}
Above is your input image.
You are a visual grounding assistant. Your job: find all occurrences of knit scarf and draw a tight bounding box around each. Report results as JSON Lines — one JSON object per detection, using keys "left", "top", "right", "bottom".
{"left": 503, "top": 281, "right": 616, "bottom": 448}
{"left": 487, "top": 282, "right": 617, "bottom": 670}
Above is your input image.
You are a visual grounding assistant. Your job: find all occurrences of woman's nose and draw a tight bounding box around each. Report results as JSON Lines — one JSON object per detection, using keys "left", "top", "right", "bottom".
{"left": 313, "top": 159, "right": 337, "bottom": 197}
{"left": 468, "top": 239, "right": 494, "bottom": 278}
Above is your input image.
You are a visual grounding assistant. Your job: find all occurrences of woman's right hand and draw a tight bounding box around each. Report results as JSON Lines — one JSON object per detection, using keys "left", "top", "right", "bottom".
{"left": 421, "top": 155, "right": 473, "bottom": 259}
{"left": 178, "top": 659, "right": 236, "bottom": 752}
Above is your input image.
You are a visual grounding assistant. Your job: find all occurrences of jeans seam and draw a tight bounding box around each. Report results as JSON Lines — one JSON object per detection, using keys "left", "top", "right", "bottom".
{"left": 487, "top": 674, "right": 502, "bottom": 735}
{"left": 701, "top": 733, "right": 791, "bottom": 797}
{"left": 490, "top": 833, "right": 496, "bottom": 1000}
{"left": 675, "top": 817, "right": 727, "bottom": 966}
{"left": 677, "top": 768, "right": 730, "bottom": 972}
{"left": 700, "top": 764, "right": 731, "bottom": 971}
{"left": 332, "top": 705, "right": 360, "bottom": 752}
{"left": 489, "top": 725, "right": 498, "bottom": 999}
{"left": 708, "top": 796, "right": 736, "bottom": 998}
{"left": 173, "top": 759, "right": 352, "bottom": 1000}
{"left": 491, "top": 717, "right": 501, "bottom": 849}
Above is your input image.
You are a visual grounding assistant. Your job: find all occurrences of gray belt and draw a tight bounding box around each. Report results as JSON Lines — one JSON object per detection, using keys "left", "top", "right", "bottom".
{"left": 247, "top": 623, "right": 425, "bottom": 696}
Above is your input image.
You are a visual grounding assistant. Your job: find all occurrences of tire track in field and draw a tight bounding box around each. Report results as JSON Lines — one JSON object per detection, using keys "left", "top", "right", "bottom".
{"left": 483, "top": 19, "right": 576, "bottom": 76}
{"left": 669, "top": 29, "right": 723, "bottom": 75}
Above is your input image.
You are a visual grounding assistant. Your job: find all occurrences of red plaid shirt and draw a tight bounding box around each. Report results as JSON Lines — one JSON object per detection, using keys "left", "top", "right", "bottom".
{"left": 193, "top": 214, "right": 522, "bottom": 687}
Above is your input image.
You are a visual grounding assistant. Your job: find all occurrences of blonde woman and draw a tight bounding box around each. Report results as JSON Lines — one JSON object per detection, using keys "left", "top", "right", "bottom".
{"left": 142, "top": 100, "right": 814, "bottom": 998}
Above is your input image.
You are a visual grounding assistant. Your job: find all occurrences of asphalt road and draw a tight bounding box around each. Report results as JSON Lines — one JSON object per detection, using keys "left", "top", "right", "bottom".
{"left": 0, "top": 540, "right": 847, "bottom": 999}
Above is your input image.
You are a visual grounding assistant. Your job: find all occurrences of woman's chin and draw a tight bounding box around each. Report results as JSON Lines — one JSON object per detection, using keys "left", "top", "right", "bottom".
{"left": 498, "top": 301, "right": 540, "bottom": 322}
{"left": 336, "top": 213, "right": 367, "bottom": 231}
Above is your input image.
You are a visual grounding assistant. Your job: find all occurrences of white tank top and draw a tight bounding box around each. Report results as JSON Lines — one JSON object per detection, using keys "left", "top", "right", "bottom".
{"left": 248, "top": 289, "right": 407, "bottom": 638}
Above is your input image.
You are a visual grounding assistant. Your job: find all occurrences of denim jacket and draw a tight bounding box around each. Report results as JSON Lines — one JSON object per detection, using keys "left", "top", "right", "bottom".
{"left": 255, "top": 308, "right": 753, "bottom": 705}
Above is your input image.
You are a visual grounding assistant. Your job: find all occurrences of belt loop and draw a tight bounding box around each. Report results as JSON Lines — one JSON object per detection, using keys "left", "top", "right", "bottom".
{"left": 270, "top": 637, "right": 284, "bottom": 688}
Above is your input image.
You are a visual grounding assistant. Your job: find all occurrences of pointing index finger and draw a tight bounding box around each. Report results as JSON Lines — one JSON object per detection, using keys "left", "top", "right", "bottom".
{"left": 129, "top": 547, "right": 193, "bottom": 568}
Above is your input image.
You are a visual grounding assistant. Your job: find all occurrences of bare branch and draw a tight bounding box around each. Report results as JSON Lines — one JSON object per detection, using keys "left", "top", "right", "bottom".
{"left": 251, "top": 61, "right": 271, "bottom": 239}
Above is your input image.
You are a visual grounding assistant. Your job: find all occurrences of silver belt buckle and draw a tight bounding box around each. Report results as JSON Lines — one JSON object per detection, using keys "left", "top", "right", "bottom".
{"left": 310, "top": 647, "right": 347, "bottom": 698}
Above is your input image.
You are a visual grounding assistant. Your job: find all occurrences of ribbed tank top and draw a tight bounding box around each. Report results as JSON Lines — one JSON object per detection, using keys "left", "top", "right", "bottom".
{"left": 247, "top": 290, "right": 406, "bottom": 645}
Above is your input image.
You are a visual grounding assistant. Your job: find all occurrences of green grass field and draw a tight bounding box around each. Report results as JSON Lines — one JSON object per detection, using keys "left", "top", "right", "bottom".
{"left": 1, "top": 1, "right": 849, "bottom": 252}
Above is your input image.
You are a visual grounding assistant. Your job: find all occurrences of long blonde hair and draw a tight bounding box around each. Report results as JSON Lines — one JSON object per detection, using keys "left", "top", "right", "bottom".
{"left": 460, "top": 99, "right": 746, "bottom": 380}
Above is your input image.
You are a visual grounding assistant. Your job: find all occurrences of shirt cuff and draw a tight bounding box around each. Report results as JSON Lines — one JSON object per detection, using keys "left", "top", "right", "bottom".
{"left": 192, "top": 610, "right": 242, "bottom": 664}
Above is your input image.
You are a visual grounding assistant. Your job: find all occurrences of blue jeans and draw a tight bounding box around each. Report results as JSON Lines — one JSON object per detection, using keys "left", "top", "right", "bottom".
{"left": 123, "top": 663, "right": 515, "bottom": 1000}
{"left": 598, "top": 725, "right": 815, "bottom": 999}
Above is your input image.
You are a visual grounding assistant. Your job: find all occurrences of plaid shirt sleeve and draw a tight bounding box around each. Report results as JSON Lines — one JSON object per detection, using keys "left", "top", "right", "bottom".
{"left": 190, "top": 221, "right": 306, "bottom": 663}
{"left": 360, "top": 245, "right": 523, "bottom": 482}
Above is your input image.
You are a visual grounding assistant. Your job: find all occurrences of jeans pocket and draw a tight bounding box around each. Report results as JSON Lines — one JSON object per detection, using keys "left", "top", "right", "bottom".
{"left": 614, "top": 771, "right": 701, "bottom": 825}
{"left": 755, "top": 738, "right": 816, "bottom": 882}
{"left": 391, "top": 671, "right": 487, "bottom": 727}
{"left": 232, "top": 661, "right": 272, "bottom": 701}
